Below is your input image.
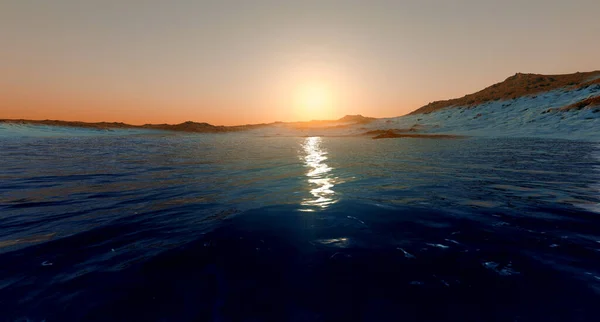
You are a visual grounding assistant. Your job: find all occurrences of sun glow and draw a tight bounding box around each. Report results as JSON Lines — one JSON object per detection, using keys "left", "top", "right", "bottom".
{"left": 294, "top": 82, "right": 335, "bottom": 120}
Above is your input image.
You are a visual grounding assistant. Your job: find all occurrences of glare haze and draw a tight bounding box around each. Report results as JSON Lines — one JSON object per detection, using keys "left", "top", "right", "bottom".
{"left": 1, "top": 0, "right": 599, "bottom": 125}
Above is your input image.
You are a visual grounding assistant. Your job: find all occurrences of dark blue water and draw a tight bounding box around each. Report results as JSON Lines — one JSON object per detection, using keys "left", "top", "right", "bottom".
{"left": 1, "top": 134, "right": 600, "bottom": 321}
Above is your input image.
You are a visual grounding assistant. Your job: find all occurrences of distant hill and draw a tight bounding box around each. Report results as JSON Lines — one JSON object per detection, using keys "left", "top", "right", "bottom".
{"left": 410, "top": 71, "right": 600, "bottom": 115}
{"left": 0, "top": 119, "right": 275, "bottom": 133}
{"left": 141, "top": 121, "right": 251, "bottom": 133}
{"left": 371, "top": 70, "right": 599, "bottom": 141}
{"left": 337, "top": 114, "right": 376, "bottom": 124}
{"left": 0, "top": 119, "right": 135, "bottom": 130}
{"left": 0, "top": 115, "right": 374, "bottom": 133}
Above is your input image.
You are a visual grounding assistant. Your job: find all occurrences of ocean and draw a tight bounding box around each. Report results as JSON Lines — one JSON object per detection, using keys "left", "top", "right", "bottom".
{"left": 1, "top": 133, "right": 600, "bottom": 321}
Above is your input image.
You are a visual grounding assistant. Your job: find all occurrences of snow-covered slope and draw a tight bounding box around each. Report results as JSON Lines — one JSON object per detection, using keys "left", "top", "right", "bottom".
{"left": 362, "top": 84, "right": 600, "bottom": 141}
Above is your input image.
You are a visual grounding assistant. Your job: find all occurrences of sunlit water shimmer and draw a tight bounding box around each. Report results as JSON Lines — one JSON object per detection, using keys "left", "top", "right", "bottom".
{"left": 1, "top": 133, "right": 600, "bottom": 321}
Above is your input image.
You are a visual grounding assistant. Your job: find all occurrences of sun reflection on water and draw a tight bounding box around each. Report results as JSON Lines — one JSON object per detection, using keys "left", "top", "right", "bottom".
{"left": 300, "top": 137, "right": 337, "bottom": 210}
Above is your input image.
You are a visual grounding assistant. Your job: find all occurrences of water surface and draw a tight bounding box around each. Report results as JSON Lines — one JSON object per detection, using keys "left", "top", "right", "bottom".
{"left": 1, "top": 133, "right": 599, "bottom": 321}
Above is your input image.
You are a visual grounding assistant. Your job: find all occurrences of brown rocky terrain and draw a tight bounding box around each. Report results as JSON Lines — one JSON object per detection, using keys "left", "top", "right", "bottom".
{"left": 559, "top": 96, "right": 600, "bottom": 111}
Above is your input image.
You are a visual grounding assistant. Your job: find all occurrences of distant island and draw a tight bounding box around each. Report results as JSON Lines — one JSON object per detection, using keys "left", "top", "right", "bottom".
{"left": 2, "top": 71, "right": 599, "bottom": 140}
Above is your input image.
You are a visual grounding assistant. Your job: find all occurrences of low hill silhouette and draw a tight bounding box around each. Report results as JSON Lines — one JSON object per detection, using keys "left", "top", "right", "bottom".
{"left": 0, "top": 115, "right": 374, "bottom": 133}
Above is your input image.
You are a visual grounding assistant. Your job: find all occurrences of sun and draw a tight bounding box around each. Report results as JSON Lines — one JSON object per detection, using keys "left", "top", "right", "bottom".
{"left": 301, "top": 85, "right": 329, "bottom": 110}
{"left": 294, "top": 83, "right": 334, "bottom": 120}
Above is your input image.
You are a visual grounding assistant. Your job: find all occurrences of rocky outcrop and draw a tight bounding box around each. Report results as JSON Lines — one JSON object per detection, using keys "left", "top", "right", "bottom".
{"left": 559, "top": 96, "right": 600, "bottom": 111}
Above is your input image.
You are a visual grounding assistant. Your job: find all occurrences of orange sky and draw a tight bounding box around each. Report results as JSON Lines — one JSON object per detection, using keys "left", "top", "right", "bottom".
{"left": 1, "top": 1, "right": 600, "bottom": 125}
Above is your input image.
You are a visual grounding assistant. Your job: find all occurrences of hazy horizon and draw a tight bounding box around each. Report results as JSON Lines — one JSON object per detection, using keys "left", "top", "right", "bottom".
{"left": 2, "top": 0, "right": 599, "bottom": 125}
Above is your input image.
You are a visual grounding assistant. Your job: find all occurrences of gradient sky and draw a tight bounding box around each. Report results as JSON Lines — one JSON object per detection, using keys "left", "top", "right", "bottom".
{"left": 1, "top": 0, "right": 599, "bottom": 125}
